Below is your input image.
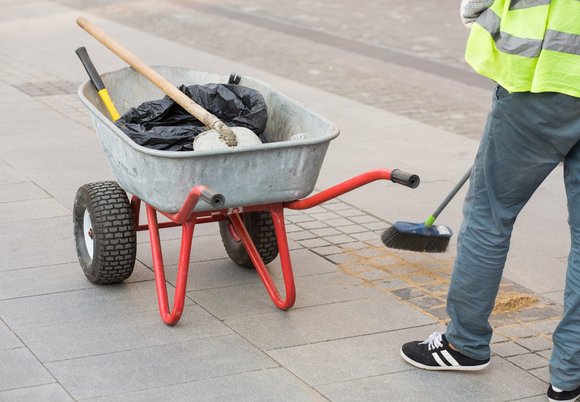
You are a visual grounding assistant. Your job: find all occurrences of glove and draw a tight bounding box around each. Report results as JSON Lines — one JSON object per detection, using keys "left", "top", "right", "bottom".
{"left": 460, "top": 0, "right": 494, "bottom": 27}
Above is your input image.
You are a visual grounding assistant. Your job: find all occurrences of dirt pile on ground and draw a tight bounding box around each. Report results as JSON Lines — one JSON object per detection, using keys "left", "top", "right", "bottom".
{"left": 493, "top": 293, "right": 539, "bottom": 315}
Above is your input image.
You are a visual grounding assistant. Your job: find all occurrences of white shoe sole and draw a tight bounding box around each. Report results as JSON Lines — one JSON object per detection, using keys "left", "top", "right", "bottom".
{"left": 548, "top": 396, "right": 580, "bottom": 402}
{"left": 400, "top": 348, "right": 491, "bottom": 371}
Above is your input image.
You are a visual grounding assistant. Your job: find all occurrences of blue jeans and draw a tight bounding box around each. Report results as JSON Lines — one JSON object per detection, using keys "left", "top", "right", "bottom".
{"left": 445, "top": 86, "right": 580, "bottom": 390}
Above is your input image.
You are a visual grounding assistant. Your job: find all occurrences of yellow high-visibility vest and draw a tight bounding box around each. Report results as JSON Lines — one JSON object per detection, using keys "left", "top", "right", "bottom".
{"left": 465, "top": 0, "right": 580, "bottom": 98}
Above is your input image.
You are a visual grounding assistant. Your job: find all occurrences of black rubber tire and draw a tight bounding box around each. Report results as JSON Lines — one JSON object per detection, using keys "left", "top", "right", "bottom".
{"left": 219, "top": 211, "right": 279, "bottom": 268}
{"left": 73, "top": 181, "right": 136, "bottom": 284}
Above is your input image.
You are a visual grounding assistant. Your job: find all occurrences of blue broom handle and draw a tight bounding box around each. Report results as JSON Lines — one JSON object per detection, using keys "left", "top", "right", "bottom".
{"left": 431, "top": 167, "right": 472, "bottom": 220}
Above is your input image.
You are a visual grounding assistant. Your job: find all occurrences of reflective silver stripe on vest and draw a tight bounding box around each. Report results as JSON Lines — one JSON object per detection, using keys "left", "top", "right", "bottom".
{"left": 543, "top": 30, "right": 580, "bottom": 56}
{"left": 478, "top": 9, "right": 543, "bottom": 58}
{"left": 509, "top": 0, "right": 550, "bottom": 10}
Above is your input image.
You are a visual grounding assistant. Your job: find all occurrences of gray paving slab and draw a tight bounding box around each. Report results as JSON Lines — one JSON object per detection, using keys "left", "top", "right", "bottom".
{"left": 163, "top": 248, "right": 339, "bottom": 293}
{"left": 0, "top": 81, "right": 20, "bottom": 94}
{"left": 0, "top": 0, "right": 68, "bottom": 23}
{"left": 0, "top": 99, "right": 58, "bottom": 120}
{"left": 351, "top": 231, "right": 380, "bottom": 242}
{"left": 0, "top": 116, "right": 83, "bottom": 137}
{"left": 0, "top": 160, "right": 27, "bottom": 185}
{"left": 288, "top": 238, "right": 304, "bottom": 251}
{"left": 311, "top": 227, "right": 342, "bottom": 237}
{"left": 16, "top": 305, "right": 232, "bottom": 362}
{"left": 289, "top": 230, "right": 317, "bottom": 241}
{"left": 0, "top": 108, "right": 63, "bottom": 126}
{"left": 136, "top": 233, "right": 229, "bottom": 267}
{"left": 0, "top": 198, "right": 69, "bottom": 224}
{"left": 225, "top": 296, "right": 434, "bottom": 350}
{"left": 508, "top": 353, "right": 549, "bottom": 371}
{"left": 326, "top": 218, "right": 357, "bottom": 227}
{"left": 524, "top": 319, "right": 560, "bottom": 335}
{"left": 0, "top": 384, "right": 74, "bottom": 402}
{"left": 0, "top": 261, "right": 152, "bottom": 301}
{"left": 312, "top": 245, "right": 345, "bottom": 256}
{"left": 0, "top": 320, "right": 22, "bottom": 351}
{"left": 0, "top": 383, "right": 73, "bottom": 402}
{"left": 0, "top": 216, "right": 77, "bottom": 271}
{"left": 0, "top": 182, "right": 49, "bottom": 203}
{"left": 299, "top": 238, "right": 331, "bottom": 248}
{"left": 92, "top": 367, "right": 326, "bottom": 402}
{"left": 497, "top": 324, "right": 543, "bottom": 339}
{"left": 190, "top": 271, "right": 384, "bottom": 320}
{"left": 136, "top": 220, "right": 220, "bottom": 244}
{"left": 529, "top": 366, "right": 551, "bottom": 384}
{"left": 28, "top": 165, "right": 115, "bottom": 211}
{"left": 0, "top": 135, "right": 112, "bottom": 187}
{"left": 46, "top": 334, "right": 278, "bottom": 400}
{"left": 542, "top": 290, "right": 565, "bottom": 305}
{"left": 268, "top": 324, "right": 440, "bottom": 386}
{"left": 317, "top": 358, "right": 548, "bottom": 402}
{"left": 516, "top": 336, "right": 553, "bottom": 353}
{"left": 537, "top": 351, "right": 552, "bottom": 361}
{"left": 323, "top": 233, "right": 357, "bottom": 245}
{"left": 506, "top": 249, "right": 568, "bottom": 294}
{"left": 492, "top": 342, "right": 530, "bottom": 358}
{"left": 0, "top": 280, "right": 181, "bottom": 329}
{"left": 0, "top": 348, "right": 54, "bottom": 392}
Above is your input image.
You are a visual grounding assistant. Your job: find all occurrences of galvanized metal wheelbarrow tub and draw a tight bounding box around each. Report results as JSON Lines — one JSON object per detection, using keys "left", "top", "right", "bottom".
{"left": 74, "top": 66, "right": 419, "bottom": 325}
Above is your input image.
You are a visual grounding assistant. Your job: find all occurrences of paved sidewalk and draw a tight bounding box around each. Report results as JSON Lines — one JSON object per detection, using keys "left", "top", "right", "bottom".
{"left": 0, "top": 1, "right": 570, "bottom": 401}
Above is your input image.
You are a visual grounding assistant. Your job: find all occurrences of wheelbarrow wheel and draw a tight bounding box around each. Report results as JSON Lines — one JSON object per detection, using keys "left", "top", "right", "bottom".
{"left": 219, "top": 211, "right": 279, "bottom": 268}
{"left": 73, "top": 181, "right": 136, "bottom": 284}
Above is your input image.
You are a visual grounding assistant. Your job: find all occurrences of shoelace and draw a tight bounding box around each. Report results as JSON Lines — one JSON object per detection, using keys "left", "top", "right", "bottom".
{"left": 419, "top": 332, "right": 444, "bottom": 351}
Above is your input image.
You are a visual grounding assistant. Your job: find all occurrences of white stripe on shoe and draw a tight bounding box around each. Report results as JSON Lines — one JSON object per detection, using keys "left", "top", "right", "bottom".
{"left": 432, "top": 352, "right": 449, "bottom": 367}
{"left": 441, "top": 350, "right": 460, "bottom": 366}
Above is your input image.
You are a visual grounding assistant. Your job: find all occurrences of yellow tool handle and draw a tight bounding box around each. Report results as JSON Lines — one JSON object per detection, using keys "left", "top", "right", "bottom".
{"left": 97, "top": 88, "right": 121, "bottom": 121}
{"left": 75, "top": 46, "right": 121, "bottom": 121}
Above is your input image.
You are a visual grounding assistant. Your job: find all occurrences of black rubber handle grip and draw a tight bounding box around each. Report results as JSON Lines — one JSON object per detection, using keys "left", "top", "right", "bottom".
{"left": 75, "top": 46, "right": 105, "bottom": 91}
{"left": 201, "top": 188, "right": 225, "bottom": 209}
{"left": 391, "top": 169, "right": 420, "bottom": 189}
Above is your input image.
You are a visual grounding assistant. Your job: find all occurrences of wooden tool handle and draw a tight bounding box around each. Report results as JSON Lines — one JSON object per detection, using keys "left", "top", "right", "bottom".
{"left": 76, "top": 17, "right": 237, "bottom": 146}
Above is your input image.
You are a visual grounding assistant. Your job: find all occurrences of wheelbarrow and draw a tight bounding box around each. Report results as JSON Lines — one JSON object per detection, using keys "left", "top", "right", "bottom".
{"left": 74, "top": 66, "right": 419, "bottom": 325}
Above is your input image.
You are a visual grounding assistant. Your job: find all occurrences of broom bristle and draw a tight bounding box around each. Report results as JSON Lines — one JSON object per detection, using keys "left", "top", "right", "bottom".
{"left": 381, "top": 222, "right": 452, "bottom": 253}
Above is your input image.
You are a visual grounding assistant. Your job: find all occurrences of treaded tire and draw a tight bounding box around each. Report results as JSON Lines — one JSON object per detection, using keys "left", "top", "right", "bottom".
{"left": 219, "top": 211, "right": 279, "bottom": 268}
{"left": 73, "top": 181, "right": 136, "bottom": 284}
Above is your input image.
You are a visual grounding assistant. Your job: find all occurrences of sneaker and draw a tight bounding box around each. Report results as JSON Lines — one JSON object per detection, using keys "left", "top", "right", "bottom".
{"left": 548, "top": 384, "right": 580, "bottom": 402}
{"left": 400, "top": 332, "right": 490, "bottom": 371}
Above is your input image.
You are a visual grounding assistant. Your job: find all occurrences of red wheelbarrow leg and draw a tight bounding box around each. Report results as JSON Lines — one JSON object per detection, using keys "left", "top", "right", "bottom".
{"left": 146, "top": 204, "right": 194, "bottom": 325}
{"left": 229, "top": 203, "right": 296, "bottom": 310}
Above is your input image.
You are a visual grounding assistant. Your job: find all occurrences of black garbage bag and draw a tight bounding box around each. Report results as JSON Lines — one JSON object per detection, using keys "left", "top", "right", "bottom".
{"left": 115, "top": 83, "right": 268, "bottom": 151}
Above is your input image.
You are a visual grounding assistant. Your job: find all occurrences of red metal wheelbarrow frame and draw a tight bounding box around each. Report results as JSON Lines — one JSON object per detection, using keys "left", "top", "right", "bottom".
{"left": 130, "top": 169, "right": 418, "bottom": 325}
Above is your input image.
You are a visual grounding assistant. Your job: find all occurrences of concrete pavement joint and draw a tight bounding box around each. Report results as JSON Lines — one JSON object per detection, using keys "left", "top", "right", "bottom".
{"left": 264, "top": 322, "right": 439, "bottom": 353}
{"left": 0, "top": 318, "right": 69, "bottom": 398}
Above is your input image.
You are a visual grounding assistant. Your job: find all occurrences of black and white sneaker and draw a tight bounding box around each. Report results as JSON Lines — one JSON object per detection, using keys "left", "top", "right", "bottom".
{"left": 548, "top": 384, "right": 580, "bottom": 402}
{"left": 400, "top": 332, "right": 490, "bottom": 371}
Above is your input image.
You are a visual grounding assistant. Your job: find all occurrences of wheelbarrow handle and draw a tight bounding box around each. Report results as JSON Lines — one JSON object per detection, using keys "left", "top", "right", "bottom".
{"left": 200, "top": 188, "right": 225, "bottom": 209}
{"left": 390, "top": 169, "right": 420, "bottom": 189}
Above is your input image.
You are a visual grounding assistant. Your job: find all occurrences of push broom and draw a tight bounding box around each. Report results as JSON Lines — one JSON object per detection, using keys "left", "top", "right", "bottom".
{"left": 381, "top": 167, "right": 472, "bottom": 253}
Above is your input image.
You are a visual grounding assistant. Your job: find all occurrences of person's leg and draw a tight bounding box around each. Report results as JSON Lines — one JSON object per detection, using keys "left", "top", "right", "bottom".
{"left": 445, "top": 89, "right": 580, "bottom": 360}
{"left": 550, "top": 139, "right": 580, "bottom": 391}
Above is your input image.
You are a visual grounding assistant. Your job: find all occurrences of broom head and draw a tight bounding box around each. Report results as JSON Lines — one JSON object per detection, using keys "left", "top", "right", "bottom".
{"left": 381, "top": 221, "right": 452, "bottom": 253}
